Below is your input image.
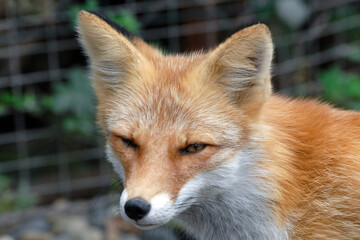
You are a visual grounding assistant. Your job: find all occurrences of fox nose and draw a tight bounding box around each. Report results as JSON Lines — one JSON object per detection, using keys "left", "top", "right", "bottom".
{"left": 124, "top": 197, "right": 151, "bottom": 221}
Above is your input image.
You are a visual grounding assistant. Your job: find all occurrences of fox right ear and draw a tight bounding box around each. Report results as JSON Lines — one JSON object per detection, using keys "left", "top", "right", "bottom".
{"left": 200, "top": 24, "right": 273, "bottom": 117}
{"left": 77, "top": 11, "right": 148, "bottom": 87}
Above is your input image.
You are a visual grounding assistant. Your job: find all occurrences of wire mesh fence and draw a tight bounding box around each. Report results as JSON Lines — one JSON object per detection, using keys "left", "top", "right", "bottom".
{"left": 0, "top": 0, "right": 359, "bottom": 204}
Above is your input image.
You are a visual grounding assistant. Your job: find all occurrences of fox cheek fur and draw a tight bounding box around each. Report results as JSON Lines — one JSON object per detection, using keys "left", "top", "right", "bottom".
{"left": 78, "top": 10, "right": 360, "bottom": 240}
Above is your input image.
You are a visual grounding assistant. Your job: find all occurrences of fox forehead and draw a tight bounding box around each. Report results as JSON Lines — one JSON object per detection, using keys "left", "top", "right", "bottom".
{"left": 106, "top": 83, "right": 244, "bottom": 143}
{"left": 101, "top": 54, "right": 245, "bottom": 142}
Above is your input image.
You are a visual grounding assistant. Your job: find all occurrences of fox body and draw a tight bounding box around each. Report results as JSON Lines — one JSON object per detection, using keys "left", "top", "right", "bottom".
{"left": 78, "top": 11, "right": 360, "bottom": 239}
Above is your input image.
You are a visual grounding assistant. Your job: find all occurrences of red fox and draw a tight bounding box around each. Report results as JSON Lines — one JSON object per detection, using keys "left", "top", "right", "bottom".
{"left": 78, "top": 10, "right": 360, "bottom": 239}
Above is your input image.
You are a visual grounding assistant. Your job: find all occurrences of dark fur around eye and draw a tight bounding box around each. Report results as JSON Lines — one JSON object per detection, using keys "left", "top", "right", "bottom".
{"left": 120, "top": 137, "right": 138, "bottom": 149}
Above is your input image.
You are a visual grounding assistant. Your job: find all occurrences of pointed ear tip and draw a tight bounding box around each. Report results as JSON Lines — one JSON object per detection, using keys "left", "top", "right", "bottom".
{"left": 245, "top": 24, "right": 273, "bottom": 46}
{"left": 78, "top": 10, "right": 89, "bottom": 18}
{"left": 251, "top": 24, "right": 271, "bottom": 36}
{"left": 78, "top": 10, "right": 90, "bottom": 24}
{"left": 78, "top": 10, "right": 99, "bottom": 24}
{"left": 232, "top": 24, "right": 272, "bottom": 42}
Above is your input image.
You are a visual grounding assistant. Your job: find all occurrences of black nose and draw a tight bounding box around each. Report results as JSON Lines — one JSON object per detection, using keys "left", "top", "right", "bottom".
{"left": 124, "top": 197, "right": 151, "bottom": 221}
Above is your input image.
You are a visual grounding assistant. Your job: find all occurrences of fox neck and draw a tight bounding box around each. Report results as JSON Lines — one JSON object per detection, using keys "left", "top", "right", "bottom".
{"left": 175, "top": 139, "right": 289, "bottom": 240}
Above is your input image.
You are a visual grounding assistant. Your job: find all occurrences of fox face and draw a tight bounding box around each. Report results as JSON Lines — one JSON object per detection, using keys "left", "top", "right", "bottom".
{"left": 78, "top": 11, "right": 273, "bottom": 230}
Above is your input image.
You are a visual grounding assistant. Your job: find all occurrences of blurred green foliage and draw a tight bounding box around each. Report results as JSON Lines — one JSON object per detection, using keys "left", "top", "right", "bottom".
{"left": 108, "top": 10, "right": 141, "bottom": 34}
{"left": 0, "top": 68, "right": 97, "bottom": 139}
{"left": 319, "top": 5, "right": 360, "bottom": 111}
{"left": 0, "top": 174, "right": 37, "bottom": 214}
{"left": 0, "top": 91, "right": 40, "bottom": 114}
{"left": 347, "top": 46, "right": 360, "bottom": 64}
{"left": 52, "top": 68, "right": 97, "bottom": 138}
{"left": 320, "top": 67, "right": 360, "bottom": 110}
{"left": 68, "top": 0, "right": 140, "bottom": 33}
{"left": 68, "top": 0, "right": 99, "bottom": 25}
{"left": 0, "top": 0, "right": 141, "bottom": 142}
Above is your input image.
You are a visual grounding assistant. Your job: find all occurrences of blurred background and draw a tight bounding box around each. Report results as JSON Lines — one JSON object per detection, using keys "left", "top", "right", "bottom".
{"left": 0, "top": 0, "right": 360, "bottom": 239}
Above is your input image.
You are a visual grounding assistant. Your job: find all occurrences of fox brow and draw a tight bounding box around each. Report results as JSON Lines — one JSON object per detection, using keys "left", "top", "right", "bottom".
{"left": 86, "top": 10, "right": 136, "bottom": 40}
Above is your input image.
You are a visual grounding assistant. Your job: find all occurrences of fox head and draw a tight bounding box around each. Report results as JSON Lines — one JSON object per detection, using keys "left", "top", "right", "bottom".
{"left": 78, "top": 11, "right": 273, "bottom": 229}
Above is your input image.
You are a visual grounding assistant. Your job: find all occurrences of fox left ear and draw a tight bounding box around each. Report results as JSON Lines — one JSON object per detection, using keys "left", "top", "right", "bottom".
{"left": 201, "top": 24, "right": 273, "bottom": 117}
{"left": 77, "top": 10, "right": 149, "bottom": 89}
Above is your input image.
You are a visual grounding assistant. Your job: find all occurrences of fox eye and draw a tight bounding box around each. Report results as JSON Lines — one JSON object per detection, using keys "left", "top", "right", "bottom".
{"left": 120, "top": 137, "right": 138, "bottom": 149}
{"left": 180, "top": 144, "right": 207, "bottom": 155}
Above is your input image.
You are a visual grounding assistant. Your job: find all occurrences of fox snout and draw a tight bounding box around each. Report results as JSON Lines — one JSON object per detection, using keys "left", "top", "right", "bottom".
{"left": 124, "top": 197, "right": 151, "bottom": 221}
{"left": 119, "top": 189, "right": 178, "bottom": 229}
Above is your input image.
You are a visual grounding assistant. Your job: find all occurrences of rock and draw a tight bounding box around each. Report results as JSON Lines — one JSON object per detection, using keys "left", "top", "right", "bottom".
{"left": 20, "top": 232, "right": 53, "bottom": 240}
{"left": 51, "top": 199, "right": 69, "bottom": 211}
{"left": 82, "top": 227, "right": 102, "bottom": 240}
{"left": 0, "top": 235, "right": 14, "bottom": 240}
{"left": 12, "top": 217, "right": 50, "bottom": 240}
{"left": 24, "top": 218, "right": 51, "bottom": 233}
{"left": 51, "top": 235, "right": 71, "bottom": 240}
{"left": 51, "top": 215, "right": 88, "bottom": 235}
{"left": 51, "top": 215, "right": 102, "bottom": 240}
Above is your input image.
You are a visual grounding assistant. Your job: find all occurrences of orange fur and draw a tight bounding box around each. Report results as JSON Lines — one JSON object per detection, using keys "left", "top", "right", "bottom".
{"left": 78, "top": 11, "right": 360, "bottom": 239}
{"left": 262, "top": 96, "right": 360, "bottom": 238}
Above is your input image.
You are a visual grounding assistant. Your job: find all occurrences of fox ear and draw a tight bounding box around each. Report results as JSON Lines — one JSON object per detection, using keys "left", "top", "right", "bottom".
{"left": 77, "top": 11, "right": 147, "bottom": 87}
{"left": 203, "top": 24, "right": 273, "bottom": 116}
